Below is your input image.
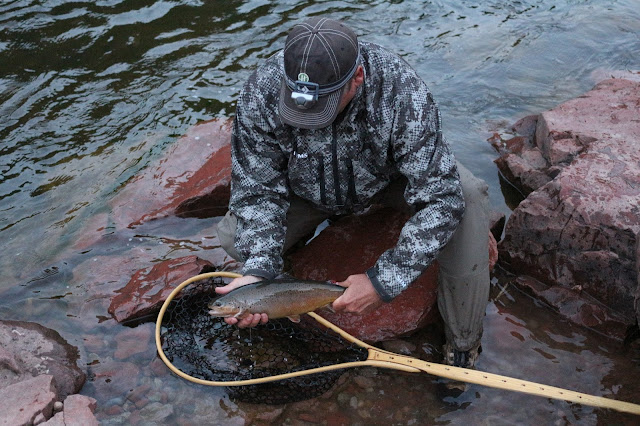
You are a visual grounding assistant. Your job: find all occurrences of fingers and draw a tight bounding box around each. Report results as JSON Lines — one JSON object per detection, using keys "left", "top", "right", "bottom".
{"left": 215, "top": 275, "right": 262, "bottom": 295}
{"left": 332, "top": 291, "right": 360, "bottom": 314}
{"left": 331, "top": 294, "right": 346, "bottom": 312}
{"left": 330, "top": 278, "right": 352, "bottom": 311}
{"left": 224, "top": 317, "right": 238, "bottom": 326}
{"left": 332, "top": 273, "right": 383, "bottom": 315}
{"left": 225, "top": 313, "right": 268, "bottom": 328}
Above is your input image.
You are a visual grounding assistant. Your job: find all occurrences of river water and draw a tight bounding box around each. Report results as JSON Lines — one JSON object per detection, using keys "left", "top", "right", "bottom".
{"left": 1, "top": 0, "right": 639, "bottom": 424}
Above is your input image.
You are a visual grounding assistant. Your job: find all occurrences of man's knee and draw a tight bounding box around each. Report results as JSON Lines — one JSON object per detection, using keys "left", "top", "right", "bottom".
{"left": 457, "top": 162, "right": 489, "bottom": 204}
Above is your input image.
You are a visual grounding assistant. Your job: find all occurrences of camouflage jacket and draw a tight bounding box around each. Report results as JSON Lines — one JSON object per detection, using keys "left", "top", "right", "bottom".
{"left": 230, "top": 41, "right": 464, "bottom": 301}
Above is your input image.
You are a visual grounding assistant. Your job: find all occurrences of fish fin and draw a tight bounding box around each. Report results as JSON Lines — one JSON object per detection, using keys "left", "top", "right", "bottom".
{"left": 323, "top": 303, "right": 336, "bottom": 313}
{"left": 315, "top": 303, "right": 335, "bottom": 313}
{"left": 287, "top": 315, "right": 301, "bottom": 323}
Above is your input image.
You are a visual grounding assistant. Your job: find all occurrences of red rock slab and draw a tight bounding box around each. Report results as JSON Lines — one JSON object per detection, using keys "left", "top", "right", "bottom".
{"left": 515, "top": 276, "right": 629, "bottom": 340}
{"left": 108, "top": 255, "right": 213, "bottom": 323}
{"left": 492, "top": 77, "right": 640, "bottom": 196}
{"left": 288, "top": 207, "right": 440, "bottom": 342}
{"left": 501, "top": 162, "right": 640, "bottom": 320}
{"left": 0, "top": 375, "right": 58, "bottom": 426}
{"left": 110, "top": 118, "right": 232, "bottom": 229}
{"left": 496, "top": 76, "right": 640, "bottom": 325}
{"left": 535, "top": 78, "right": 639, "bottom": 166}
{"left": 62, "top": 394, "right": 99, "bottom": 426}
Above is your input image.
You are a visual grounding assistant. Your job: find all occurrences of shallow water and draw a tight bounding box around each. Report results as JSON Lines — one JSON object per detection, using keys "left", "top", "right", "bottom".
{"left": 1, "top": 0, "right": 639, "bottom": 424}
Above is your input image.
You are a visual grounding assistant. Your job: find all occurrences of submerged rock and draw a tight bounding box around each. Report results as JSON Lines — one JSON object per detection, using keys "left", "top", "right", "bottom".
{"left": 109, "top": 118, "right": 233, "bottom": 229}
{"left": 491, "top": 72, "right": 640, "bottom": 332}
{"left": 289, "top": 207, "right": 441, "bottom": 342}
{"left": 108, "top": 255, "right": 214, "bottom": 323}
{"left": 515, "top": 276, "right": 629, "bottom": 340}
{"left": 113, "top": 323, "right": 154, "bottom": 360}
{"left": 88, "top": 361, "right": 141, "bottom": 401}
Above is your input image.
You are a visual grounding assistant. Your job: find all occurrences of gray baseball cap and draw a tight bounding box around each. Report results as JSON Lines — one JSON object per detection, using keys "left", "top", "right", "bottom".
{"left": 279, "top": 17, "right": 359, "bottom": 129}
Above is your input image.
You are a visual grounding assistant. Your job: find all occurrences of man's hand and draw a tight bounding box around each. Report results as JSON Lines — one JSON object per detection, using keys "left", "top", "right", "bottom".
{"left": 332, "top": 273, "right": 383, "bottom": 314}
{"left": 215, "top": 275, "right": 268, "bottom": 327}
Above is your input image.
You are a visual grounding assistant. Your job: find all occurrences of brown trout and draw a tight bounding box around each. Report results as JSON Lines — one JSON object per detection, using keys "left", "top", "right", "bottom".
{"left": 208, "top": 279, "right": 345, "bottom": 322}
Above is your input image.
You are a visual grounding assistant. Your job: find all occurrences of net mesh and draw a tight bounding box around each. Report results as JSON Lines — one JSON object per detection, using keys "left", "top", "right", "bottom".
{"left": 159, "top": 276, "right": 369, "bottom": 404}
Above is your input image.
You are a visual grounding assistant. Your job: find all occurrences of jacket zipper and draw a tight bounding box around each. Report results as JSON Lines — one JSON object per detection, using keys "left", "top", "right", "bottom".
{"left": 346, "top": 159, "right": 358, "bottom": 207}
{"left": 318, "top": 158, "right": 327, "bottom": 205}
{"left": 331, "top": 123, "right": 343, "bottom": 207}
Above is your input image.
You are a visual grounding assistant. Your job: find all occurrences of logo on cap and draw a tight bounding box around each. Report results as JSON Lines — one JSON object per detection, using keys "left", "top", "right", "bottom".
{"left": 298, "top": 73, "right": 309, "bottom": 82}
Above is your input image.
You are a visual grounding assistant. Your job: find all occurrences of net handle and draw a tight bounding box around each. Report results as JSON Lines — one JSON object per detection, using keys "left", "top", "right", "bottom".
{"left": 156, "top": 273, "right": 640, "bottom": 414}
{"left": 309, "top": 312, "right": 640, "bottom": 415}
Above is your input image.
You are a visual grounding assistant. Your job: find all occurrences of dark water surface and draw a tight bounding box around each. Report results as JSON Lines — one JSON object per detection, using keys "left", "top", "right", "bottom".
{"left": 1, "top": 0, "right": 639, "bottom": 424}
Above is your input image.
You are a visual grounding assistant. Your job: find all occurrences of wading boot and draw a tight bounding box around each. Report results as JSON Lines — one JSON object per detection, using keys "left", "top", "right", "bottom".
{"left": 441, "top": 341, "right": 482, "bottom": 393}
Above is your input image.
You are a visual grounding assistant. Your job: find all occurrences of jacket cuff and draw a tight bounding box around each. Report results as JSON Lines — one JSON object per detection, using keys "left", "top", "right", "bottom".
{"left": 366, "top": 266, "right": 393, "bottom": 302}
{"left": 242, "top": 268, "right": 276, "bottom": 280}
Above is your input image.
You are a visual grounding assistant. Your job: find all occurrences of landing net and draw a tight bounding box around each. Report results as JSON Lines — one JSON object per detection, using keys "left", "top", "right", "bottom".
{"left": 158, "top": 276, "right": 368, "bottom": 404}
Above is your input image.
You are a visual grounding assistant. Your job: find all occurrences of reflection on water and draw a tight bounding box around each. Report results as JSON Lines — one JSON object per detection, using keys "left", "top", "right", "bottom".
{"left": 1, "top": 0, "right": 639, "bottom": 423}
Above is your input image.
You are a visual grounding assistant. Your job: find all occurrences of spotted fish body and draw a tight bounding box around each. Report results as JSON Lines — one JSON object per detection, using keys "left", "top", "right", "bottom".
{"left": 208, "top": 279, "right": 345, "bottom": 321}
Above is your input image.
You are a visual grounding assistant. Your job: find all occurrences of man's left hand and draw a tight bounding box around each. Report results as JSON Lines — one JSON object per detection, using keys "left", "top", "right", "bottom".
{"left": 215, "top": 275, "right": 268, "bottom": 328}
{"left": 332, "top": 273, "right": 383, "bottom": 314}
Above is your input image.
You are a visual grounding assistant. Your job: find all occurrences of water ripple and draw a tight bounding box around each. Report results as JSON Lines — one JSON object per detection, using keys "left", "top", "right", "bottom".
{"left": 1, "top": 1, "right": 640, "bottom": 423}
{"left": 0, "top": 0, "right": 639, "bottom": 278}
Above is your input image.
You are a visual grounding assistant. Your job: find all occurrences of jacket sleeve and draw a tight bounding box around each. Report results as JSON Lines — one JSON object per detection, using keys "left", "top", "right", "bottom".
{"left": 229, "top": 74, "right": 289, "bottom": 279}
{"left": 366, "top": 82, "right": 465, "bottom": 301}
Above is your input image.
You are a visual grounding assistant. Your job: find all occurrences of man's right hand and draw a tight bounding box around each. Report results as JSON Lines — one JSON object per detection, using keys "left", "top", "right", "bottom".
{"left": 215, "top": 275, "right": 269, "bottom": 328}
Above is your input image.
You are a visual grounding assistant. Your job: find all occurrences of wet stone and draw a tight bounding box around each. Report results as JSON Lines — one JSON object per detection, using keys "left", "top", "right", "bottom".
{"left": 337, "top": 392, "right": 351, "bottom": 407}
{"left": 126, "top": 384, "right": 152, "bottom": 405}
{"left": 494, "top": 75, "right": 640, "bottom": 331}
{"left": 148, "top": 357, "right": 170, "bottom": 377}
{"left": 89, "top": 361, "right": 140, "bottom": 400}
{"left": 297, "top": 412, "right": 321, "bottom": 424}
{"left": 108, "top": 255, "right": 214, "bottom": 323}
{"left": 254, "top": 407, "right": 284, "bottom": 422}
{"left": 104, "top": 404, "right": 124, "bottom": 416}
{"left": 0, "top": 320, "right": 85, "bottom": 399}
{"left": 353, "top": 375, "right": 376, "bottom": 390}
{"left": 109, "top": 117, "right": 233, "bottom": 229}
{"left": 114, "top": 323, "right": 154, "bottom": 360}
{"left": 349, "top": 395, "right": 359, "bottom": 409}
{"left": 289, "top": 207, "right": 440, "bottom": 342}
{"left": 381, "top": 339, "right": 418, "bottom": 355}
